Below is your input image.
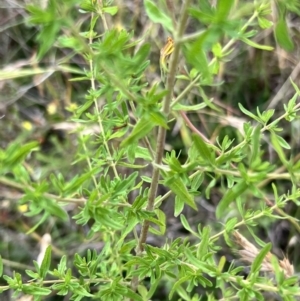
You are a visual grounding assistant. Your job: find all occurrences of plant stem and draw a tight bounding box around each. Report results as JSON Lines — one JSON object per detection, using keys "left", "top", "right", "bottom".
{"left": 88, "top": 13, "right": 119, "bottom": 179}
{"left": 131, "top": 0, "right": 192, "bottom": 293}
{"left": 137, "top": 0, "right": 191, "bottom": 253}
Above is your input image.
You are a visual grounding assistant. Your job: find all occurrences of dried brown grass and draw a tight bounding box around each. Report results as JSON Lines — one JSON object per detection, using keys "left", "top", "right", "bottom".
{"left": 233, "top": 231, "right": 294, "bottom": 278}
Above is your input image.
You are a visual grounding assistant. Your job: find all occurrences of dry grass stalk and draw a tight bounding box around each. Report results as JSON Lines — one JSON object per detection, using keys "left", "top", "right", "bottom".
{"left": 233, "top": 231, "right": 294, "bottom": 278}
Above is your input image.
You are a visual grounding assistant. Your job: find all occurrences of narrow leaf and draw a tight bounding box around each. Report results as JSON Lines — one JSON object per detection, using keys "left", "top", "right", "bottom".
{"left": 197, "top": 226, "right": 210, "bottom": 258}
{"left": 185, "top": 27, "right": 221, "bottom": 81}
{"left": 238, "top": 103, "right": 260, "bottom": 122}
{"left": 169, "top": 276, "right": 191, "bottom": 300}
{"left": 250, "top": 125, "right": 261, "bottom": 165}
{"left": 165, "top": 176, "right": 197, "bottom": 211}
{"left": 192, "top": 134, "right": 215, "bottom": 165}
{"left": 240, "top": 37, "right": 274, "bottom": 51}
{"left": 40, "top": 246, "right": 52, "bottom": 278}
{"left": 174, "top": 195, "right": 185, "bottom": 217}
{"left": 121, "top": 116, "right": 155, "bottom": 147}
{"left": 216, "top": 181, "right": 248, "bottom": 218}
{"left": 180, "top": 214, "right": 198, "bottom": 236}
{"left": 274, "top": 18, "right": 294, "bottom": 51}
{"left": 124, "top": 289, "right": 144, "bottom": 301}
{"left": 149, "top": 111, "right": 168, "bottom": 128}
{"left": 22, "top": 285, "right": 51, "bottom": 296}
{"left": 144, "top": 0, "right": 173, "bottom": 31}
{"left": 173, "top": 102, "right": 207, "bottom": 111}
{"left": 26, "top": 212, "right": 49, "bottom": 234}
{"left": 4, "top": 141, "right": 39, "bottom": 167}
{"left": 270, "top": 132, "right": 288, "bottom": 166}
{"left": 251, "top": 243, "right": 272, "bottom": 274}
{"left": 275, "top": 135, "right": 290, "bottom": 150}
{"left": 185, "top": 248, "right": 216, "bottom": 273}
{"left": 102, "top": 6, "right": 118, "bottom": 16}
{"left": 215, "top": 0, "right": 235, "bottom": 21}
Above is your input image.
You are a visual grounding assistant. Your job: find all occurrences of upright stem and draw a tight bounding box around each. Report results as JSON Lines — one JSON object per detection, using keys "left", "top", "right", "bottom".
{"left": 88, "top": 11, "right": 119, "bottom": 179}
{"left": 131, "top": 0, "right": 192, "bottom": 293}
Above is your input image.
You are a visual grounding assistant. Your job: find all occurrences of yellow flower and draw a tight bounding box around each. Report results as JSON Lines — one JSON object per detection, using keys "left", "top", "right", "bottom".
{"left": 22, "top": 121, "right": 33, "bottom": 131}
{"left": 160, "top": 37, "right": 174, "bottom": 84}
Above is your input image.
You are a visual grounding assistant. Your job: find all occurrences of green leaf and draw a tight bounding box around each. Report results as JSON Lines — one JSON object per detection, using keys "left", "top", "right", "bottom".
{"left": 184, "top": 248, "right": 216, "bottom": 273}
{"left": 192, "top": 134, "right": 215, "bottom": 165}
{"left": 191, "top": 172, "right": 204, "bottom": 190}
{"left": 63, "top": 168, "right": 99, "bottom": 195}
{"left": 80, "top": 0, "right": 96, "bottom": 12}
{"left": 225, "top": 217, "right": 238, "bottom": 232}
{"left": 133, "top": 43, "right": 151, "bottom": 67}
{"left": 270, "top": 132, "right": 289, "bottom": 165}
{"left": 0, "top": 68, "right": 56, "bottom": 80}
{"left": 45, "top": 201, "right": 68, "bottom": 221}
{"left": 275, "top": 135, "right": 290, "bottom": 150}
{"left": 132, "top": 195, "right": 147, "bottom": 210}
{"left": 37, "top": 22, "right": 61, "bottom": 59}
{"left": 240, "top": 37, "right": 274, "bottom": 51}
{"left": 121, "top": 116, "right": 155, "bottom": 147}
{"left": 168, "top": 155, "right": 184, "bottom": 173}
{"left": 147, "top": 277, "right": 161, "bottom": 299}
{"left": 57, "top": 36, "right": 84, "bottom": 52}
{"left": 169, "top": 276, "right": 191, "bottom": 300}
{"left": 258, "top": 17, "right": 273, "bottom": 29}
{"left": 26, "top": 269, "right": 39, "bottom": 279}
{"left": 103, "top": 6, "right": 118, "bottom": 16}
{"left": 274, "top": 18, "right": 294, "bottom": 51}
{"left": 174, "top": 195, "right": 185, "bottom": 217}
{"left": 144, "top": 0, "right": 173, "bottom": 32}
{"left": 172, "top": 102, "right": 207, "bottom": 111}
{"left": 3, "top": 141, "right": 39, "bottom": 168}
{"left": 246, "top": 226, "right": 266, "bottom": 248}
{"left": 250, "top": 125, "right": 261, "bottom": 165}
{"left": 184, "top": 34, "right": 212, "bottom": 82}
{"left": 205, "top": 178, "right": 216, "bottom": 199}
{"left": 165, "top": 176, "right": 197, "bottom": 211}
{"left": 124, "top": 289, "right": 144, "bottom": 301}
{"left": 94, "top": 208, "right": 124, "bottom": 230}
{"left": 26, "top": 212, "right": 49, "bottom": 234}
{"left": 155, "top": 209, "right": 166, "bottom": 235}
{"left": 22, "top": 285, "right": 51, "bottom": 296}
{"left": 197, "top": 226, "right": 210, "bottom": 258}
{"left": 26, "top": 5, "right": 54, "bottom": 23}
{"left": 135, "top": 146, "right": 152, "bottom": 161}
{"left": 217, "top": 256, "right": 227, "bottom": 273}
{"left": 113, "top": 172, "right": 139, "bottom": 196}
{"left": 271, "top": 255, "right": 284, "bottom": 285}
{"left": 215, "top": 0, "right": 235, "bottom": 22}
{"left": 216, "top": 181, "right": 248, "bottom": 218}
{"left": 149, "top": 111, "right": 168, "bottom": 128}
{"left": 180, "top": 214, "right": 198, "bottom": 236}
{"left": 290, "top": 78, "right": 300, "bottom": 95}
{"left": 250, "top": 243, "right": 272, "bottom": 274}
{"left": 199, "top": 87, "right": 222, "bottom": 112}
{"left": 40, "top": 246, "right": 52, "bottom": 279}
{"left": 238, "top": 103, "right": 261, "bottom": 122}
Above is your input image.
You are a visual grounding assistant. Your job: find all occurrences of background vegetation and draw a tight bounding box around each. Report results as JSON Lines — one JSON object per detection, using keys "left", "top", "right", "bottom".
{"left": 1, "top": 0, "right": 300, "bottom": 300}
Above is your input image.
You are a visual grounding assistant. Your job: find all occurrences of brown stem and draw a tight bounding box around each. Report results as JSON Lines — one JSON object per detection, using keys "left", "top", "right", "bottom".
{"left": 130, "top": 0, "right": 192, "bottom": 294}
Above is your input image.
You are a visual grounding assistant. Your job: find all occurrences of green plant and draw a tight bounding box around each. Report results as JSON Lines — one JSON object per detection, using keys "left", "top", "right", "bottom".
{"left": 1, "top": 0, "right": 300, "bottom": 300}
